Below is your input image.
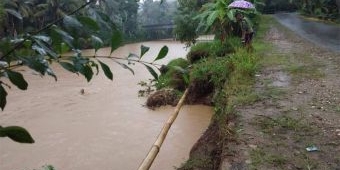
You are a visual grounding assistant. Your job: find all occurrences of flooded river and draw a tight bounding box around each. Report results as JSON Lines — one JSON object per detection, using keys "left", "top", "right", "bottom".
{"left": 0, "top": 41, "right": 212, "bottom": 170}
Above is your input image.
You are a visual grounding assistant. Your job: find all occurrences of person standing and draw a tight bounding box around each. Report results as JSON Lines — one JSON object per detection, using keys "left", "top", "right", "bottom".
{"left": 235, "top": 12, "right": 254, "bottom": 51}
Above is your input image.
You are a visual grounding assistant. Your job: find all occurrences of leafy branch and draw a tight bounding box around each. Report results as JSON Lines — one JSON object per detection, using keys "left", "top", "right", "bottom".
{"left": 0, "top": 0, "right": 95, "bottom": 61}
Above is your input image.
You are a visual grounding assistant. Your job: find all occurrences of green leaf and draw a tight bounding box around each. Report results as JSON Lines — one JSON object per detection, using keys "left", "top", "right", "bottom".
{"left": 32, "top": 44, "right": 47, "bottom": 55}
{"left": 154, "top": 46, "right": 169, "bottom": 61}
{"left": 79, "top": 65, "right": 94, "bottom": 82}
{"left": 63, "top": 16, "right": 83, "bottom": 30}
{"left": 207, "top": 11, "right": 219, "bottom": 29}
{"left": 33, "top": 39, "right": 58, "bottom": 59}
{"left": 5, "top": 9, "right": 23, "bottom": 20}
{"left": 59, "top": 62, "right": 77, "bottom": 73}
{"left": 90, "top": 61, "right": 99, "bottom": 75}
{"left": 77, "top": 16, "right": 100, "bottom": 31}
{"left": 6, "top": 70, "right": 28, "bottom": 90}
{"left": 91, "top": 35, "right": 104, "bottom": 52}
{"left": 23, "top": 40, "right": 32, "bottom": 48}
{"left": 127, "top": 53, "right": 139, "bottom": 59}
{"left": 140, "top": 45, "right": 150, "bottom": 58}
{"left": 98, "top": 60, "right": 113, "bottom": 80}
{"left": 33, "top": 35, "right": 51, "bottom": 44}
{"left": 0, "top": 85, "right": 7, "bottom": 111}
{"left": 144, "top": 64, "right": 158, "bottom": 80}
{"left": 110, "top": 31, "right": 123, "bottom": 54}
{"left": 51, "top": 26, "right": 74, "bottom": 48}
{"left": 20, "top": 56, "right": 48, "bottom": 75}
{"left": 114, "top": 60, "right": 134, "bottom": 75}
{"left": 0, "top": 126, "right": 34, "bottom": 143}
{"left": 60, "top": 43, "right": 70, "bottom": 53}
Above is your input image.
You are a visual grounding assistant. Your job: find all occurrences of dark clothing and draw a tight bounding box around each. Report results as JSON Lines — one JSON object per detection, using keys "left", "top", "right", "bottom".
{"left": 238, "top": 18, "right": 254, "bottom": 44}
{"left": 245, "top": 32, "right": 254, "bottom": 44}
{"left": 240, "top": 19, "right": 253, "bottom": 34}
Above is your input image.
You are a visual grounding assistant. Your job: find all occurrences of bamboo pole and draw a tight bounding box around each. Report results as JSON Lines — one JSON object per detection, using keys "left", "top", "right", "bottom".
{"left": 138, "top": 88, "right": 189, "bottom": 170}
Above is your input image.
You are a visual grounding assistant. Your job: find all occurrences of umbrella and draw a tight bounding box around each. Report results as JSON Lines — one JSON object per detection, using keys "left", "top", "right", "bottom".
{"left": 228, "top": 0, "right": 255, "bottom": 9}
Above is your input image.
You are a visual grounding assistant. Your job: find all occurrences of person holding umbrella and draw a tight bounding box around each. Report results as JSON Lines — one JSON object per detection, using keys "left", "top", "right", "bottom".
{"left": 228, "top": 0, "right": 255, "bottom": 51}
{"left": 235, "top": 12, "right": 254, "bottom": 50}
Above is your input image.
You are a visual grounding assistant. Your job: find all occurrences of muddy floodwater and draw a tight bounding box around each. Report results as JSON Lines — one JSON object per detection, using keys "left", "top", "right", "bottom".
{"left": 0, "top": 41, "right": 212, "bottom": 170}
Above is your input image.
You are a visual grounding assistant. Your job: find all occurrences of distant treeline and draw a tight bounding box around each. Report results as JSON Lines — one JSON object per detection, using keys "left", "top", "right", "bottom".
{"left": 255, "top": 0, "right": 339, "bottom": 21}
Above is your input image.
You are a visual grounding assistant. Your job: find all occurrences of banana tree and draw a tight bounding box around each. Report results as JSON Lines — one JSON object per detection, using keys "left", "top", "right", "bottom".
{"left": 195, "top": 0, "right": 234, "bottom": 42}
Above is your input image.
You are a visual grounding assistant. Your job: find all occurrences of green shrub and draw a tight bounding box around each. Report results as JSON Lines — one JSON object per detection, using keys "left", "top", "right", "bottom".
{"left": 187, "top": 38, "right": 242, "bottom": 63}
{"left": 190, "top": 57, "right": 231, "bottom": 88}
{"left": 186, "top": 42, "right": 212, "bottom": 63}
{"left": 210, "top": 37, "right": 242, "bottom": 57}
{"left": 156, "top": 58, "right": 190, "bottom": 90}
{"left": 229, "top": 49, "right": 258, "bottom": 78}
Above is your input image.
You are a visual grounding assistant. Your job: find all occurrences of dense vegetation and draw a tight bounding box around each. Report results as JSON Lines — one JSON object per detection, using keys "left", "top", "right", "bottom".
{"left": 291, "top": 0, "right": 340, "bottom": 21}
{"left": 258, "top": 0, "right": 340, "bottom": 21}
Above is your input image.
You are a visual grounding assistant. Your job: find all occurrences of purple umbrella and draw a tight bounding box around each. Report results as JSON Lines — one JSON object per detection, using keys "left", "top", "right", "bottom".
{"left": 228, "top": 0, "right": 255, "bottom": 9}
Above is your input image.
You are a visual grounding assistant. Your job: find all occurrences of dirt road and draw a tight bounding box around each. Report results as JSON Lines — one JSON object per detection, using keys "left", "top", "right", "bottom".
{"left": 274, "top": 13, "right": 340, "bottom": 53}
{"left": 221, "top": 16, "right": 340, "bottom": 170}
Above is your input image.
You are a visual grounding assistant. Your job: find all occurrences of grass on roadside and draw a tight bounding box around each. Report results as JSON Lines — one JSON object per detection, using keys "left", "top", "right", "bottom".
{"left": 250, "top": 148, "right": 288, "bottom": 169}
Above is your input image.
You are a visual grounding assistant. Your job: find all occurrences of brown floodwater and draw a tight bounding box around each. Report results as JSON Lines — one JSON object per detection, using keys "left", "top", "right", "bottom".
{"left": 0, "top": 41, "right": 212, "bottom": 170}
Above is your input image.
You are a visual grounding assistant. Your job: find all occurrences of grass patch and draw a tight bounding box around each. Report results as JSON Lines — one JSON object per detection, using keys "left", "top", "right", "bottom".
{"left": 259, "top": 54, "right": 290, "bottom": 67}
{"left": 250, "top": 148, "right": 288, "bottom": 169}
{"left": 177, "top": 157, "right": 213, "bottom": 170}
{"left": 190, "top": 57, "right": 230, "bottom": 88}
{"left": 335, "top": 106, "right": 340, "bottom": 113}
{"left": 156, "top": 58, "right": 190, "bottom": 90}
{"left": 253, "top": 115, "right": 310, "bottom": 134}
{"left": 259, "top": 85, "right": 286, "bottom": 100}
{"left": 187, "top": 38, "right": 242, "bottom": 63}
{"left": 286, "top": 64, "right": 325, "bottom": 81}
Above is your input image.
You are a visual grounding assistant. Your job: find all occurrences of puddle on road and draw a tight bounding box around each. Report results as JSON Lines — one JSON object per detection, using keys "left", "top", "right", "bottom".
{"left": 272, "top": 71, "right": 291, "bottom": 87}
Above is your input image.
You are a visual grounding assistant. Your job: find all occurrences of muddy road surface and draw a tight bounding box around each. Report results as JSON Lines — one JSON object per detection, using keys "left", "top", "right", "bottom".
{"left": 274, "top": 13, "right": 340, "bottom": 52}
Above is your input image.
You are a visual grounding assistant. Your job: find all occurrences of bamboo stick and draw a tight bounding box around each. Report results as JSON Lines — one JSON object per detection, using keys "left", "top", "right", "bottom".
{"left": 138, "top": 88, "right": 189, "bottom": 170}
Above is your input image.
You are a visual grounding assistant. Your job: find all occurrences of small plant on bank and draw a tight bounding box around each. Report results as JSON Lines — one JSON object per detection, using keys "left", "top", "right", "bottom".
{"left": 190, "top": 57, "right": 231, "bottom": 88}
{"left": 186, "top": 42, "right": 211, "bottom": 63}
{"left": 155, "top": 58, "right": 190, "bottom": 90}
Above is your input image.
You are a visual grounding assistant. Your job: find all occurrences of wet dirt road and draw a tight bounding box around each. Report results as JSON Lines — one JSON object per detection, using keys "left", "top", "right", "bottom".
{"left": 0, "top": 41, "right": 212, "bottom": 170}
{"left": 274, "top": 13, "right": 340, "bottom": 53}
